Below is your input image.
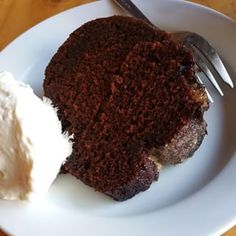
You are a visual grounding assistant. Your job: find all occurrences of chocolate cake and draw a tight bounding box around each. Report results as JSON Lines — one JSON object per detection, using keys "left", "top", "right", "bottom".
{"left": 44, "top": 16, "right": 209, "bottom": 201}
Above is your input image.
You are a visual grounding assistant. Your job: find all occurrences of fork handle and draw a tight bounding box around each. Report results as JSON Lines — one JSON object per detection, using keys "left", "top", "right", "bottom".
{"left": 112, "top": 0, "right": 154, "bottom": 26}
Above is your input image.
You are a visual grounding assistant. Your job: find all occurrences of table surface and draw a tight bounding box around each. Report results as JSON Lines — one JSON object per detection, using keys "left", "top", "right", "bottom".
{"left": 0, "top": 0, "right": 235, "bottom": 235}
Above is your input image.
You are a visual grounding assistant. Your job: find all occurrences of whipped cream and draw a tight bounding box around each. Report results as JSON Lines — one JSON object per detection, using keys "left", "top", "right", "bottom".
{"left": 0, "top": 72, "right": 72, "bottom": 200}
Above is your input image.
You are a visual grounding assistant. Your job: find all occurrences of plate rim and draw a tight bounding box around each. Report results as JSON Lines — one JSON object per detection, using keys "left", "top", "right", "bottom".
{"left": 1, "top": 0, "right": 236, "bottom": 55}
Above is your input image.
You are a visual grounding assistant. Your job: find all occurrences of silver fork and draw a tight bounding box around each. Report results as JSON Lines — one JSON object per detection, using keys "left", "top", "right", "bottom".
{"left": 112, "top": 0, "right": 234, "bottom": 102}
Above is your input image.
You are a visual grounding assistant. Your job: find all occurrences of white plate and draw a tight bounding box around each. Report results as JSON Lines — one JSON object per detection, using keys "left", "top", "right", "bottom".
{"left": 0, "top": 0, "right": 236, "bottom": 235}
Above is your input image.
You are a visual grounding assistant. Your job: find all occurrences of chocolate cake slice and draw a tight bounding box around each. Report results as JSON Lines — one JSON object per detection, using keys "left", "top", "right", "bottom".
{"left": 44, "top": 16, "right": 209, "bottom": 201}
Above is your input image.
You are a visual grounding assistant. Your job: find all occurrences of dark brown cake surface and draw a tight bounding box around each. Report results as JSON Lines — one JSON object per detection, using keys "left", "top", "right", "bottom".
{"left": 44, "top": 16, "right": 169, "bottom": 135}
{"left": 44, "top": 16, "right": 208, "bottom": 201}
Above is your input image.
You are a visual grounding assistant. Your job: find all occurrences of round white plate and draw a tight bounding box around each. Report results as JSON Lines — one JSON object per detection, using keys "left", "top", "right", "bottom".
{"left": 0, "top": 0, "right": 236, "bottom": 235}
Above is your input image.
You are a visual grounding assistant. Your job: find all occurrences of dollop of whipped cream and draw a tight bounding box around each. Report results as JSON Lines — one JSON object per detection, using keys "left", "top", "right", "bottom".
{"left": 0, "top": 72, "right": 72, "bottom": 200}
